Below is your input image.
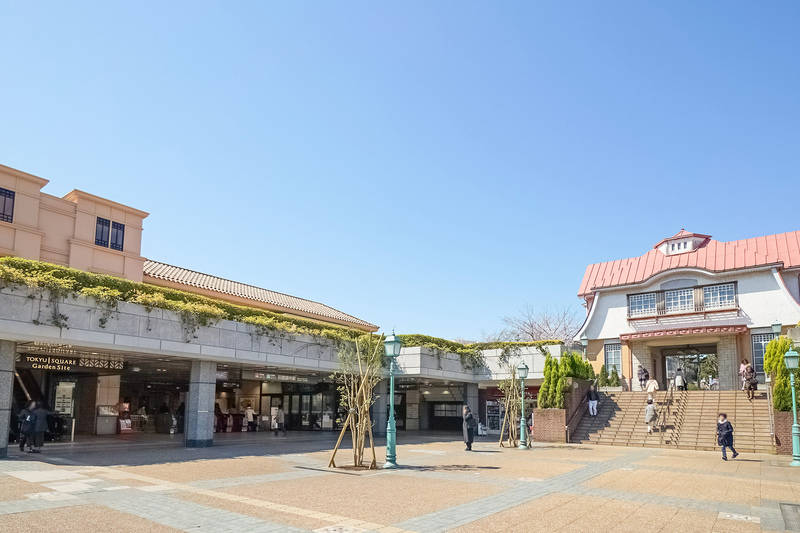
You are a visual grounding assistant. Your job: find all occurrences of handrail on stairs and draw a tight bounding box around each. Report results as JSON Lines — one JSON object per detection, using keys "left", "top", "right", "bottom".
{"left": 659, "top": 381, "right": 675, "bottom": 445}
{"left": 766, "top": 376, "right": 775, "bottom": 445}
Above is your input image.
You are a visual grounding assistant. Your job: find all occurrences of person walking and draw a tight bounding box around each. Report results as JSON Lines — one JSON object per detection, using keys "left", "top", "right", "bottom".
{"left": 18, "top": 400, "right": 36, "bottom": 452}
{"left": 645, "top": 376, "right": 660, "bottom": 394}
{"left": 638, "top": 365, "right": 649, "bottom": 391}
{"left": 462, "top": 405, "right": 477, "bottom": 451}
{"left": 739, "top": 359, "right": 749, "bottom": 391}
{"left": 644, "top": 398, "right": 658, "bottom": 434}
{"left": 587, "top": 385, "right": 600, "bottom": 416}
{"left": 717, "top": 413, "right": 738, "bottom": 460}
{"left": 743, "top": 364, "right": 757, "bottom": 400}
{"left": 273, "top": 406, "right": 286, "bottom": 436}
{"left": 30, "top": 401, "right": 50, "bottom": 453}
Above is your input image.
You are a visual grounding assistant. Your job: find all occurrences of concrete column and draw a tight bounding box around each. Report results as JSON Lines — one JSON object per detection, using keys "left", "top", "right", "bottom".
{"left": 186, "top": 360, "right": 216, "bottom": 447}
{"left": 465, "top": 383, "right": 479, "bottom": 418}
{"left": 0, "top": 341, "right": 16, "bottom": 458}
{"left": 372, "top": 379, "right": 388, "bottom": 436}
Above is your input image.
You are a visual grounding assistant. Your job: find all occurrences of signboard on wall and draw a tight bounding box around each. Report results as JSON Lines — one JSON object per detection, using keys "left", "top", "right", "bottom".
{"left": 22, "top": 355, "right": 124, "bottom": 372}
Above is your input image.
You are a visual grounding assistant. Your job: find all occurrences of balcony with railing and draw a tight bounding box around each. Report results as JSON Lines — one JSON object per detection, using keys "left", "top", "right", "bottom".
{"left": 627, "top": 282, "right": 739, "bottom": 321}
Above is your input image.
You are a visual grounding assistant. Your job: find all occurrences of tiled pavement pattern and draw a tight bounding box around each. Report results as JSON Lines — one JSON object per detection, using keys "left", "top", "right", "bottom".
{"left": 2, "top": 436, "right": 800, "bottom": 532}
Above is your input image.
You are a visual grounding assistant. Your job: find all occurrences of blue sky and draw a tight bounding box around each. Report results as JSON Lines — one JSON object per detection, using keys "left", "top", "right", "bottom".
{"left": 1, "top": 2, "right": 798, "bottom": 340}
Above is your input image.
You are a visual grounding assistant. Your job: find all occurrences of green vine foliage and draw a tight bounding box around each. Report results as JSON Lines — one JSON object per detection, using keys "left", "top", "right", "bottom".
{"left": 396, "top": 334, "right": 562, "bottom": 370}
{"left": 0, "top": 257, "right": 367, "bottom": 345}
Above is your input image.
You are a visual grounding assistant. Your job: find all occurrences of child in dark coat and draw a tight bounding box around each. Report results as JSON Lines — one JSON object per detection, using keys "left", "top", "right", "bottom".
{"left": 717, "top": 413, "right": 738, "bottom": 461}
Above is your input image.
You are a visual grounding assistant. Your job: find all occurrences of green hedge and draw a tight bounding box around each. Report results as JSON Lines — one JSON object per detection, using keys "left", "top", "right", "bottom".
{"left": 537, "top": 351, "right": 595, "bottom": 409}
{"left": 764, "top": 336, "right": 798, "bottom": 412}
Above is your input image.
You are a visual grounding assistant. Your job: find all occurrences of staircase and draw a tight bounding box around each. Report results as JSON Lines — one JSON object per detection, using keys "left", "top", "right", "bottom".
{"left": 571, "top": 390, "right": 773, "bottom": 453}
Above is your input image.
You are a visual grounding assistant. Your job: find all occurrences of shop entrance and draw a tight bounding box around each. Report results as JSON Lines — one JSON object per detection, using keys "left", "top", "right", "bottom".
{"left": 660, "top": 344, "right": 718, "bottom": 390}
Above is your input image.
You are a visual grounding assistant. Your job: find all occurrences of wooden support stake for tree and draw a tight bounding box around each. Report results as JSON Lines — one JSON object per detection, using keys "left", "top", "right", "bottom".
{"left": 499, "top": 406, "right": 509, "bottom": 447}
{"left": 328, "top": 411, "right": 352, "bottom": 468}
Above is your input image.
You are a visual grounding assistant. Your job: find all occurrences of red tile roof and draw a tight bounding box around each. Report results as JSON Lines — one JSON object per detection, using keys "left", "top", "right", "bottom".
{"left": 578, "top": 230, "right": 800, "bottom": 297}
{"left": 143, "top": 260, "right": 378, "bottom": 331}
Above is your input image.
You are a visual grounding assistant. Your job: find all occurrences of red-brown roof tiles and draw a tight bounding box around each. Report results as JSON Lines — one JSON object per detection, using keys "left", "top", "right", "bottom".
{"left": 578, "top": 230, "right": 800, "bottom": 297}
{"left": 143, "top": 260, "right": 378, "bottom": 331}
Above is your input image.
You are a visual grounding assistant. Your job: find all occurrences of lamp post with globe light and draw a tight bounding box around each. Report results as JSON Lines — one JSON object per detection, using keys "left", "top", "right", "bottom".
{"left": 383, "top": 333, "right": 403, "bottom": 469}
{"left": 517, "top": 361, "right": 529, "bottom": 449}
{"left": 783, "top": 347, "right": 800, "bottom": 467}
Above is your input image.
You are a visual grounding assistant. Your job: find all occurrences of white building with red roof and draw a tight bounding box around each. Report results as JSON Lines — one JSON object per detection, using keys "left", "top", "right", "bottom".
{"left": 575, "top": 229, "right": 800, "bottom": 391}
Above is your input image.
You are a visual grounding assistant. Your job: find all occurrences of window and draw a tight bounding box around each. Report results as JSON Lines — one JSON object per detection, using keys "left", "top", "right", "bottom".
{"left": 703, "top": 283, "right": 735, "bottom": 310}
{"left": 629, "top": 293, "right": 657, "bottom": 317}
{"left": 0, "top": 187, "right": 14, "bottom": 223}
{"left": 665, "top": 287, "right": 694, "bottom": 313}
{"left": 433, "top": 404, "right": 460, "bottom": 417}
{"left": 110, "top": 221, "right": 125, "bottom": 251}
{"left": 751, "top": 333, "right": 776, "bottom": 375}
{"left": 95, "top": 217, "right": 125, "bottom": 251}
{"left": 604, "top": 343, "right": 621, "bottom": 374}
{"left": 95, "top": 217, "right": 110, "bottom": 246}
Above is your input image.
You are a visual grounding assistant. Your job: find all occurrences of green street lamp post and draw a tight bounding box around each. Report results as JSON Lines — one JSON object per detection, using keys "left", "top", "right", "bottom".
{"left": 580, "top": 334, "right": 589, "bottom": 357}
{"left": 517, "top": 361, "right": 529, "bottom": 449}
{"left": 383, "top": 333, "right": 403, "bottom": 469}
{"left": 784, "top": 348, "right": 800, "bottom": 467}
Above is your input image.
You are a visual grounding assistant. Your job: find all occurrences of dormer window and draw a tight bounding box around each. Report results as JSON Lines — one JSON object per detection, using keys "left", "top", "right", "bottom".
{"left": 655, "top": 229, "right": 711, "bottom": 256}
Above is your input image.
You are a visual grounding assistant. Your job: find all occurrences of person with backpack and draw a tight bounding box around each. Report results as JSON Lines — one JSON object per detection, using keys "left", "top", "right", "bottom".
{"left": 717, "top": 413, "right": 738, "bottom": 460}
{"left": 638, "top": 365, "right": 649, "bottom": 391}
{"left": 18, "top": 400, "right": 36, "bottom": 452}
{"left": 462, "top": 405, "right": 477, "bottom": 451}
{"left": 30, "top": 401, "right": 50, "bottom": 453}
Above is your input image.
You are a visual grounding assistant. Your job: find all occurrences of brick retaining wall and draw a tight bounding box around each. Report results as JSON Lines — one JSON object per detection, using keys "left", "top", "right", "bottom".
{"left": 774, "top": 410, "right": 793, "bottom": 455}
{"left": 532, "top": 408, "right": 566, "bottom": 442}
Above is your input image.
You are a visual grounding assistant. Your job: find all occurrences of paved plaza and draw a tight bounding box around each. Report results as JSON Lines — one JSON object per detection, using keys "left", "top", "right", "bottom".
{"left": 1, "top": 433, "right": 800, "bottom": 532}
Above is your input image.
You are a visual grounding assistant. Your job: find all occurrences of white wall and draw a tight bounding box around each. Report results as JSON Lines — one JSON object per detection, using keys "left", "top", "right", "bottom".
{"left": 580, "top": 267, "right": 800, "bottom": 341}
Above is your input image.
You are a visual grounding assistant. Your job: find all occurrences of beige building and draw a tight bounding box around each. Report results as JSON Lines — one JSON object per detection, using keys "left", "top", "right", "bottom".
{"left": 0, "top": 163, "right": 376, "bottom": 331}
{"left": 0, "top": 164, "right": 148, "bottom": 282}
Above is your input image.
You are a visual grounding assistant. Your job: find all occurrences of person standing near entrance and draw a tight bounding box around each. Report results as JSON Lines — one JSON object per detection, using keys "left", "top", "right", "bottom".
{"left": 717, "top": 413, "right": 738, "bottom": 460}
{"left": 743, "top": 364, "right": 757, "bottom": 401}
{"left": 462, "top": 405, "right": 476, "bottom": 451}
{"left": 273, "top": 406, "right": 286, "bottom": 436}
{"left": 587, "top": 385, "right": 600, "bottom": 416}
{"left": 674, "top": 368, "right": 687, "bottom": 391}
{"left": 244, "top": 404, "right": 256, "bottom": 432}
{"left": 31, "top": 401, "right": 50, "bottom": 453}
{"left": 638, "top": 365, "right": 649, "bottom": 391}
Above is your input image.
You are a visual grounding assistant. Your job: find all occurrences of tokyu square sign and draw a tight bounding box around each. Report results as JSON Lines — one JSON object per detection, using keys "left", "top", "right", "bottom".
{"left": 22, "top": 354, "right": 124, "bottom": 372}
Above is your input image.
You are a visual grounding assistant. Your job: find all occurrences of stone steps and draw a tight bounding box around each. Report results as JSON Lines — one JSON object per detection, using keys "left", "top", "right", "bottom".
{"left": 571, "top": 390, "right": 774, "bottom": 453}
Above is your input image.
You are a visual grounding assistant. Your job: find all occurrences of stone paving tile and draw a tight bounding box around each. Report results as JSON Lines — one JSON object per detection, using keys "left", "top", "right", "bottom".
{"left": 4, "top": 437, "right": 800, "bottom": 532}
{"left": 117, "top": 455, "right": 289, "bottom": 482}
{"left": 0, "top": 503, "right": 180, "bottom": 532}
{"left": 223, "top": 471, "right": 501, "bottom": 525}
{"left": 0, "top": 477, "right": 50, "bottom": 502}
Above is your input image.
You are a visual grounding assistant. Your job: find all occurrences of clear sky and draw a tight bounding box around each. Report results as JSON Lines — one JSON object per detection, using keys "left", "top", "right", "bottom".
{"left": 1, "top": 2, "right": 798, "bottom": 340}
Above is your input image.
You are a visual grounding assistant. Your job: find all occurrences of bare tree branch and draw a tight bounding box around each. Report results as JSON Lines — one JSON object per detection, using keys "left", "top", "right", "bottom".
{"left": 501, "top": 305, "right": 582, "bottom": 344}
